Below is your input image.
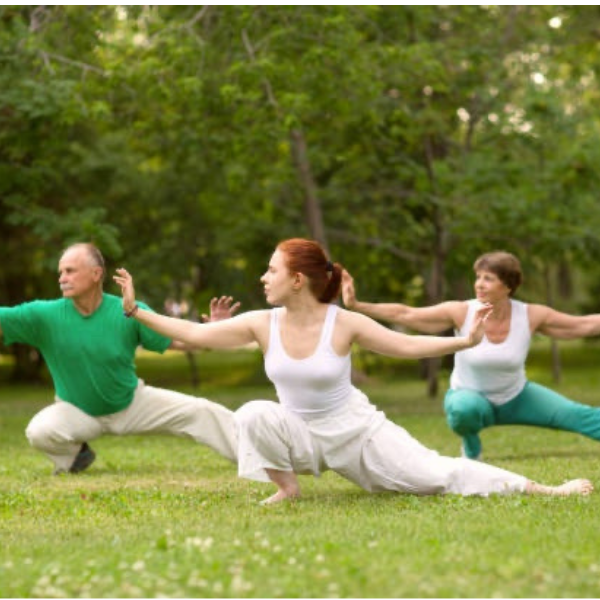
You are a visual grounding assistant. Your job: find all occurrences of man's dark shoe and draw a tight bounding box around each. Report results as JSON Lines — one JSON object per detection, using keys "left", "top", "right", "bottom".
{"left": 69, "top": 442, "right": 96, "bottom": 473}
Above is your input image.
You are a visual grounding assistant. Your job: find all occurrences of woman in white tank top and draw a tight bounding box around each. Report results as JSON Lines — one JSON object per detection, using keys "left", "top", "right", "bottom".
{"left": 115, "top": 241, "right": 593, "bottom": 503}
{"left": 343, "top": 251, "right": 600, "bottom": 461}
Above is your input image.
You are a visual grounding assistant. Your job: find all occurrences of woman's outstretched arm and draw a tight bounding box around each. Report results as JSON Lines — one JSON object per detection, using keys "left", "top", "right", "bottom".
{"left": 339, "top": 303, "right": 492, "bottom": 360}
{"left": 113, "top": 268, "right": 262, "bottom": 350}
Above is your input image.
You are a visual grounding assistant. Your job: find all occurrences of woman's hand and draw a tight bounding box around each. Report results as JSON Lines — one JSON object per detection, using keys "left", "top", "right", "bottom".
{"left": 113, "top": 268, "right": 137, "bottom": 314}
{"left": 341, "top": 270, "right": 357, "bottom": 309}
{"left": 466, "top": 303, "right": 493, "bottom": 347}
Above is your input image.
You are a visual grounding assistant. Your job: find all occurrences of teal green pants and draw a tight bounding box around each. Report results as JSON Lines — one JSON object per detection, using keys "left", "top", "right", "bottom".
{"left": 444, "top": 381, "right": 600, "bottom": 459}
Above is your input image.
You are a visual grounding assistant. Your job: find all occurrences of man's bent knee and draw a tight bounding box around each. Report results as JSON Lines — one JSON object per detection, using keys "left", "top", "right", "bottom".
{"left": 25, "top": 417, "right": 55, "bottom": 451}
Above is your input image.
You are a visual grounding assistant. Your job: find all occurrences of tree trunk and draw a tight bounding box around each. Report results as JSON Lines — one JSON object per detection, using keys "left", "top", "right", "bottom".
{"left": 544, "top": 264, "right": 562, "bottom": 383}
{"left": 185, "top": 351, "right": 199, "bottom": 389}
{"left": 423, "top": 251, "right": 445, "bottom": 398}
{"left": 290, "top": 128, "right": 329, "bottom": 254}
{"left": 421, "top": 135, "right": 448, "bottom": 398}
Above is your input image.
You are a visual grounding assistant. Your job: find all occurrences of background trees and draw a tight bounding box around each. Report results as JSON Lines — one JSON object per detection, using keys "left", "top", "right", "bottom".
{"left": 3, "top": 6, "right": 600, "bottom": 385}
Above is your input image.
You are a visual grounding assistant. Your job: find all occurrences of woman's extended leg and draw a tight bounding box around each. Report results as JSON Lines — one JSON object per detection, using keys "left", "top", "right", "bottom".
{"left": 359, "top": 417, "right": 592, "bottom": 497}
{"left": 498, "top": 381, "right": 600, "bottom": 442}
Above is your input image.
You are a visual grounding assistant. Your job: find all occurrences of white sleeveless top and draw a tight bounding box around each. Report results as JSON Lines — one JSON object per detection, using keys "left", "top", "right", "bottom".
{"left": 450, "top": 299, "right": 530, "bottom": 405}
{"left": 264, "top": 304, "right": 353, "bottom": 418}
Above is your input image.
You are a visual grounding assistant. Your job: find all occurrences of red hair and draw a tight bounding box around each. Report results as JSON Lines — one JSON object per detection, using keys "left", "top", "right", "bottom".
{"left": 277, "top": 238, "right": 342, "bottom": 303}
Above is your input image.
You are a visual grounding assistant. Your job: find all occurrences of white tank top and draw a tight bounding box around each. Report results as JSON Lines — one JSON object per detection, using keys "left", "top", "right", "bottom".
{"left": 264, "top": 304, "right": 353, "bottom": 418}
{"left": 450, "top": 299, "right": 530, "bottom": 405}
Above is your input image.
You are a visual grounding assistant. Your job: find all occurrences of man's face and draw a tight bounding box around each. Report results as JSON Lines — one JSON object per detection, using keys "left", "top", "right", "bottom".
{"left": 58, "top": 248, "right": 103, "bottom": 299}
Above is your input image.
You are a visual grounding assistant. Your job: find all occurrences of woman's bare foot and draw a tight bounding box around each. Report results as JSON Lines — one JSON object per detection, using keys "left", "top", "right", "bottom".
{"left": 526, "top": 478, "right": 594, "bottom": 496}
{"left": 260, "top": 489, "right": 301, "bottom": 505}
{"left": 261, "top": 468, "right": 301, "bottom": 505}
{"left": 552, "top": 479, "right": 594, "bottom": 496}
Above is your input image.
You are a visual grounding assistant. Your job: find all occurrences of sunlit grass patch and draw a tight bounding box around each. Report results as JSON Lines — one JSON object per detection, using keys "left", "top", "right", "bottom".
{"left": 2, "top": 345, "right": 600, "bottom": 597}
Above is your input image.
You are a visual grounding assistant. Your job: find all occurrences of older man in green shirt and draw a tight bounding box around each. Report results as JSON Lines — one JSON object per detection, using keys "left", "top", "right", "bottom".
{"left": 0, "top": 242, "right": 238, "bottom": 474}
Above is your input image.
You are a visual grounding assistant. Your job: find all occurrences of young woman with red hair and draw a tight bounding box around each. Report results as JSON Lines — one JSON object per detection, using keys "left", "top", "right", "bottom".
{"left": 114, "top": 240, "right": 592, "bottom": 504}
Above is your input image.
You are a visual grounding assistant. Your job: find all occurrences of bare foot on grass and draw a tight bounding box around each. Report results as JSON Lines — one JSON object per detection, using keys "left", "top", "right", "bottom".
{"left": 527, "top": 478, "right": 593, "bottom": 496}
{"left": 260, "top": 490, "right": 301, "bottom": 505}
{"left": 552, "top": 479, "right": 594, "bottom": 496}
{"left": 261, "top": 468, "right": 301, "bottom": 505}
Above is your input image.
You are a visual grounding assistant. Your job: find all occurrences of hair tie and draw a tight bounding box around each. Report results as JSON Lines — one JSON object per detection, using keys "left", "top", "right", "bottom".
{"left": 326, "top": 261, "right": 333, "bottom": 272}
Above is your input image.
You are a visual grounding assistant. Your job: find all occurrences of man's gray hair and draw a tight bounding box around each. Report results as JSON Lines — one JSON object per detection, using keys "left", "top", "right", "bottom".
{"left": 62, "top": 243, "right": 106, "bottom": 279}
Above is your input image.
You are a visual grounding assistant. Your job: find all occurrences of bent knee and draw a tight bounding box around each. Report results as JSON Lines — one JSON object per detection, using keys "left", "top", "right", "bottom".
{"left": 235, "top": 400, "right": 282, "bottom": 429}
{"left": 25, "top": 417, "right": 53, "bottom": 449}
{"left": 446, "top": 404, "right": 481, "bottom": 435}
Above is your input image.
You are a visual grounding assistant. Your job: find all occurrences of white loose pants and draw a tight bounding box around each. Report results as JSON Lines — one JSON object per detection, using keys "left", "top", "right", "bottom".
{"left": 25, "top": 379, "right": 237, "bottom": 472}
{"left": 235, "top": 390, "right": 527, "bottom": 496}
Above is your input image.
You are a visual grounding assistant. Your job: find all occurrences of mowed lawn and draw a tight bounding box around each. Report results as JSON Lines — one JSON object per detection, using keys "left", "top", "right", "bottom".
{"left": 1, "top": 342, "right": 600, "bottom": 598}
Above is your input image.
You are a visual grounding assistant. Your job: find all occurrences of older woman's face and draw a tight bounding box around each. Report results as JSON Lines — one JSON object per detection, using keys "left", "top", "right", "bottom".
{"left": 474, "top": 269, "right": 511, "bottom": 304}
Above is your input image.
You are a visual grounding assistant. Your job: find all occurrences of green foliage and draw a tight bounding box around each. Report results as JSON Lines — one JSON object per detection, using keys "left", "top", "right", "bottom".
{"left": 3, "top": 6, "right": 600, "bottom": 313}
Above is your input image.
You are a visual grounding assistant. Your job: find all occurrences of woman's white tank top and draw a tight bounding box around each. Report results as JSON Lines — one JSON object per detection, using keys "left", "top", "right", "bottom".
{"left": 264, "top": 304, "right": 353, "bottom": 418}
{"left": 450, "top": 299, "right": 530, "bottom": 404}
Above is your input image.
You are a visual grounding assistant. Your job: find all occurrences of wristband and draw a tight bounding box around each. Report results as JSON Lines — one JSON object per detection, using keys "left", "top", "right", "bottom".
{"left": 123, "top": 304, "right": 139, "bottom": 318}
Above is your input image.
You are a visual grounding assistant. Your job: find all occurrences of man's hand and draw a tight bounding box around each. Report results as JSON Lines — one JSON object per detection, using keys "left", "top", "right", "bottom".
{"left": 202, "top": 296, "right": 241, "bottom": 323}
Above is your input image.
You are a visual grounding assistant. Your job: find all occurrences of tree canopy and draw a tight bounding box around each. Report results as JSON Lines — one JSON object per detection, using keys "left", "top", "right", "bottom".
{"left": 3, "top": 6, "right": 600, "bottom": 381}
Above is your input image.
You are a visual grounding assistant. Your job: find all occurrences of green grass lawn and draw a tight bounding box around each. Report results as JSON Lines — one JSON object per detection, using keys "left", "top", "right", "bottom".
{"left": 1, "top": 342, "right": 600, "bottom": 597}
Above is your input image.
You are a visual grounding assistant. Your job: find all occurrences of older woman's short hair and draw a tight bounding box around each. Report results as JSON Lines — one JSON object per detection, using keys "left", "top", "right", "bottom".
{"left": 473, "top": 251, "right": 522, "bottom": 296}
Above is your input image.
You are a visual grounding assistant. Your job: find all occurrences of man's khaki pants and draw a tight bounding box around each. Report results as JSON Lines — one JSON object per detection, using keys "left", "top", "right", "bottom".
{"left": 25, "top": 379, "right": 237, "bottom": 473}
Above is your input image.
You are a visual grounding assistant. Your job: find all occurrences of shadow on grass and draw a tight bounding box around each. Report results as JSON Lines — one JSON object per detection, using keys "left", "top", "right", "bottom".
{"left": 493, "top": 448, "right": 600, "bottom": 461}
